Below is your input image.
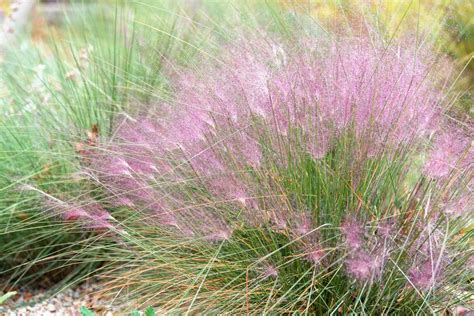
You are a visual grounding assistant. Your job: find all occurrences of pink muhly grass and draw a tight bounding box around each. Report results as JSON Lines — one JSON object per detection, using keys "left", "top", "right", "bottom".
{"left": 408, "top": 258, "right": 444, "bottom": 289}
{"left": 423, "top": 128, "right": 472, "bottom": 178}
{"left": 442, "top": 194, "right": 472, "bottom": 217}
{"left": 270, "top": 211, "right": 288, "bottom": 230}
{"left": 405, "top": 223, "right": 450, "bottom": 289}
{"left": 187, "top": 143, "right": 227, "bottom": 177}
{"left": 289, "top": 212, "right": 325, "bottom": 266}
{"left": 178, "top": 208, "right": 233, "bottom": 241}
{"left": 61, "top": 207, "right": 89, "bottom": 221}
{"left": 98, "top": 156, "right": 132, "bottom": 177}
{"left": 78, "top": 34, "right": 458, "bottom": 283}
{"left": 85, "top": 36, "right": 449, "bottom": 222}
{"left": 150, "top": 200, "right": 179, "bottom": 228}
{"left": 305, "top": 129, "right": 331, "bottom": 159}
{"left": 290, "top": 212, "right": 313, "bottom": 237}
{"left": 111, "top": 195, "right": 134, "bottom": 207}
{"left": 171, "top": 109, "right": 211, "bottom": 148}
{"left": 345, "top": 250, "right": 384, "bottom": 281}
{"left": 225, "top": 131, "right": 262, "bottom": 169}
{"left": 207, "top": 175, "right": 250, "bottom": 205}
{"left": 203, "top": 228, "right": 233, "bottom": 242}
{"left": 271, "top": 38, "right": 442, "bottom": 151}
{"left": 341, "top": 217, "right": 394, "bottom": 281}
{"left": 340, "top": 217, "right": 364, "bottom": 249}
{"left": 304, "top": 245, "right": 325, "bottom": 265}
{"left": 262, "top": 265, "right": 278, "bottom": 279}
{"left": 47, "top": 198, "right": 115, "bottom": 231}
{"left": 168, "top": 36, "right": 445, "bottom": 163}
{"left": 86, "top": 209, "right": 115, "bottom": 231}
{"left": 376, "top": 218, "right": 396, "bottom": 239}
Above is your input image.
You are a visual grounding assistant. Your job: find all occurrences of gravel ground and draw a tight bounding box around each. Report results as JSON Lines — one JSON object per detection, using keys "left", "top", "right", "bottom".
{"left": 0, "top": 281, "right": 121, "bottom": 316}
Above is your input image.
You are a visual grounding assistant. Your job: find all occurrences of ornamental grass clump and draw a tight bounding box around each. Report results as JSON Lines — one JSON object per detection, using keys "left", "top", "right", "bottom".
{"left": 57, "top": 29, "right": 472, "bottom": 313}
{"left": 2, "top": 2, "right": 471, "bottom": 314}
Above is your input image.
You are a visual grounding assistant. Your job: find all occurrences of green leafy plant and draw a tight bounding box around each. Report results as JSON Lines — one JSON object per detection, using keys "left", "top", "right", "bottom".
{"left": 144, "top": 306, "right": 156, "bottom": 316}
{"left": 79, "top": 306, "right": 95, "bottom": 316}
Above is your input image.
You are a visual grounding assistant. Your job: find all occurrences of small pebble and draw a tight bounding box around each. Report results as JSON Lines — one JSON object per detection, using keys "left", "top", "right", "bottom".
{"left": 47, "top": 303, "right": 56, "bottom": 312}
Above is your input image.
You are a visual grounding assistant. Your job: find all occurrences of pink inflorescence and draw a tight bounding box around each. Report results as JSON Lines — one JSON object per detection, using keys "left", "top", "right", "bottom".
{"left": 47, "top": 198, "right": 115, "bottom": 231}
{"left": 345, "top": 251, "right": 384, "bottom": 281}
{"left": 423, "top": 128, "right": 472, "bottom": 179}
{"left": 340, "top": 217, "right": 365, "bottom": 250}
{"left": 406, "top": 223, "right": 450, "bottom": 290}
{"left": 443, "top": 194, "right": 473, "bottom": 217}
{"left": 262, "top": 265, "right": 278, "bottom": 279}
{"left": 408, "top": 260, "right": 439, "bottom": 289}
{"left": 340, "top": 217, "right": 395, "bottom": 281}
